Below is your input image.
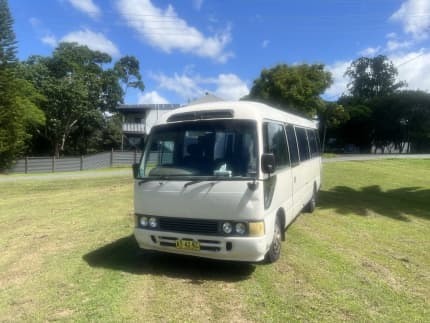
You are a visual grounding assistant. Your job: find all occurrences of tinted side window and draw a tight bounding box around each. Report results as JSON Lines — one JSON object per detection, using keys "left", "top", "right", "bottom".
{"left": 286, "top": 125, "right": 299, "bottom": 166}
{"left": 295, "top": 127, "right": 310, "bottom": 161}
{"left": 307, "top": 129, "right": 320, "bottom": 158}
{"left": 263, "top": 122, "right": 290, "bottom": 168}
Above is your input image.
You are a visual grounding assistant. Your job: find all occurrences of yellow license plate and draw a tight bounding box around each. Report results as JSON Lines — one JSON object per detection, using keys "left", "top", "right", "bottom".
{"left": 175, "top": 239, "right": 200, "bottom": 251}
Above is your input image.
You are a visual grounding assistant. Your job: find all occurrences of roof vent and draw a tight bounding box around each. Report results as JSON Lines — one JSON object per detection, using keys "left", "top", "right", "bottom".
{"left": 167, "top": 109, "right": 234, "bottom": 122}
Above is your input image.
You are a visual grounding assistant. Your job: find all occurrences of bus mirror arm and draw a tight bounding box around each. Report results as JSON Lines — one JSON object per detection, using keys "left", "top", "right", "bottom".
{"left": 247, "top": 179, "right": 259, "bottom": 191}
{"left": 132, "top": 163, "right": 139, "bottom": 179}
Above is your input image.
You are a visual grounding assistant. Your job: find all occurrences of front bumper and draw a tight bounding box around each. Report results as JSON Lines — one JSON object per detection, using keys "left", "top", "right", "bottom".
{"left": 134, "top": 228, "right": 269, "bottom": 262}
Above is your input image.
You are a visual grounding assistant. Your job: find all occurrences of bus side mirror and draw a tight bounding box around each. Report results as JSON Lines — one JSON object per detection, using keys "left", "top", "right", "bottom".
{"left": 132, "top": 163, "right": 140, "bottom": 179}
{"left": 261, "top": 153, "right": 276, "bottom": 174}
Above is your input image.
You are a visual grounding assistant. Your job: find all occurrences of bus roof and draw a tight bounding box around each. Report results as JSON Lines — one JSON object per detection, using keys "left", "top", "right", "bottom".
{"left": 158, "top": 101, "right": 317, "bottom": 129}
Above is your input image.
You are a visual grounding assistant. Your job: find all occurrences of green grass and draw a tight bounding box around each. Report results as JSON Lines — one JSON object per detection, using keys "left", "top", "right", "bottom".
{"left": 0, "top": 159, "right": 429, "bottom": 322}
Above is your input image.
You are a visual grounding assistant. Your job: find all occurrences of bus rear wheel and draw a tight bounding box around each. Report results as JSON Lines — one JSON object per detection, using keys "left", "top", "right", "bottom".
{"left": 304, "top": 187, "right": 317, "bottom": 213}
{"left": 265, "top": 216, "right": 282, "bottom": 263}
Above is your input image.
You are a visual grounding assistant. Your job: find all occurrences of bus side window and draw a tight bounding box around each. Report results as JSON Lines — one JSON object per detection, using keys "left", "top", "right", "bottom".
{"left": 295, "top": 127, "right": 310, "bottom": 162}
{"left": 286, "top": 124, "right": 300, "bottom": 166}
{"left": 307, "top": 129, "right": 319, "bottom": 158}
{"left": 263, "top": 122, "right": 290, "bottom": 169}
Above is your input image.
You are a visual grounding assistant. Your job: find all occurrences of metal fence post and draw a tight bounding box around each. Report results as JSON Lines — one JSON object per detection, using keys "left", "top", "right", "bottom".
{"left": 80, "top": 155, "right": 83, "bottom": 171}
{"left": 25, "top": 156, "right": 28, "bottom": 174}
{"left": 134, "top": 149, "right": 137, "bottom": 163}
{"left": 110, "top": 148, "right": 114, "bottom": 167}
{"left": 52, "top": 155, "right": 55, "bottom": 172}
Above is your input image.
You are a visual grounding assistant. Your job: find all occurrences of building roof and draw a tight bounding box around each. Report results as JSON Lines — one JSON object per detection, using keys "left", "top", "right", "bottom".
{"left": 158, "top": 101, "right": 317, "bottom": 129}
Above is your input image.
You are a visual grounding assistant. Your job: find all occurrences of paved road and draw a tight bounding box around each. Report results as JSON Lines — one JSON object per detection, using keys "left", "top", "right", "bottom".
{"left": 0, "top": 168, "right": 131, "bottom": 183}
{"left": 323, "top": 154, "right": 430, "bottom": 163}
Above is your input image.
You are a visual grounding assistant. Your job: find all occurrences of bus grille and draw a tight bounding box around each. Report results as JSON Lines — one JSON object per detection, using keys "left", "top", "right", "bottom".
{"left": 158, "top": 217, "right": 219, "bottom": 235}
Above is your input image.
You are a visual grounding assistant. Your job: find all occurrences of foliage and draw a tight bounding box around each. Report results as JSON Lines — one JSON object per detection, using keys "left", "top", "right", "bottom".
{"left": 317, "top": 101, "right": 349, "bottom": 152}
{"left": 345, "top": 55, "right": 405, "bottom": 100}
{"left": 0, "top": 0, "right": 16, "bottom": 66}
{"left": 0, "top": 0, "right": 45, "bottom": 169}
{"left": 114, "top": 55, "right": 145, "bottom": 95}
{"left": 372, "top": 91, "right": 430, "bottom": 153}
{"left": 245, "top": 63, "right": 332, "bottom": 117}
{"left": 21, "top": 43, "right": 142, "bottom": 156}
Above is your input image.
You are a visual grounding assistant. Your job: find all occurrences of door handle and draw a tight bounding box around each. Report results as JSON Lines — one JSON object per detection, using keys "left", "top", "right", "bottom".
{"left": 294, "top": 176, "right": 296, "bottom": 183}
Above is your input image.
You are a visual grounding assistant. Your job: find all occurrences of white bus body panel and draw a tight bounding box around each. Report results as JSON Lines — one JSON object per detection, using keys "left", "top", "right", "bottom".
{"left": 133, "top": 101, "right": 321, "bottom": 262}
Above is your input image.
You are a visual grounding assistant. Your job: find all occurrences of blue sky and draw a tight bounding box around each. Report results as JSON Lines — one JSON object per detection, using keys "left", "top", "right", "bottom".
{"left": 9, "top": 0, "right": 430, "bottom": 104}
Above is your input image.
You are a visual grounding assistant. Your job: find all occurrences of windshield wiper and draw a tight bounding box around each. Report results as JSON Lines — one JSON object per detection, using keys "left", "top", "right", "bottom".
{"left": 138, "top": 176, "right": 169, "bottom": 186}
{"left": 183, "top": 180, "right": 206, "bottom": 188}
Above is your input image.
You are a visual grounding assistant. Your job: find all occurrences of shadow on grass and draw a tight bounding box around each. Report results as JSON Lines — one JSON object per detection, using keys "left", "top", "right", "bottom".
{"left": 319, "top": 185, "right": 430, "bottom": 221}
{"left": 83, "top": 235, "right": 255, "bottom": 282}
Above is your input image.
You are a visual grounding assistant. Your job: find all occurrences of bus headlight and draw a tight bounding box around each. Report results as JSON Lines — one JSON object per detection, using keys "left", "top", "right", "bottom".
{"left": 235, "top": 223, "right": 246, "bottom": 235}
{"left": 149, "top": 217, "right": 158, "bottom": 228}
{"left": 222, "top": 222, "right": 233, "bottom": 234}
{"left": 139, "top": 216, "right": 148, "bottom": 227}
{"left": 248, "top": 221, "right": 265, "bottom": 237}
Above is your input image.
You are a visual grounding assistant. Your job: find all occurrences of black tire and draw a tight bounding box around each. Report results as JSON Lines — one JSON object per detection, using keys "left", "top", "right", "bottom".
{"left": 264, "top": 216, "right": 282, "bottom": 263}
{"left": 304, "top": 187, "right": 317, "bottom": 213}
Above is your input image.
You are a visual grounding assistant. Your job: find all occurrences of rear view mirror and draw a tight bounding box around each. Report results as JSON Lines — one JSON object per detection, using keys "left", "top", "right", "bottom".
{"left": 132, "top": 163, "right": 140, "bottom": 179}
{"left": 261, "top": 153, "right": 276, "bottom": 174}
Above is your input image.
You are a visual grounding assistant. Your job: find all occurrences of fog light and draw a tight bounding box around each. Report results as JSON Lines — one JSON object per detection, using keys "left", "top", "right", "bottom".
{"left": 139, "top": 216, "right": 148, "bottom": 227}
{"left": 149, "top": 217, "right": 158, "bottom": 228}
{"left": 235, "top": 223, "right": 246, "bottom": 235}
{"left": 222, "top": 222, "right": 233, "bottom": 234}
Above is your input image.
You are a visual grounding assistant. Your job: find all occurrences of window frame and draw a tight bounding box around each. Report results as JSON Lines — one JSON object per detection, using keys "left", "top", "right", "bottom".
{"left": 262, "top": 120, "right": 291, "bottom": 171}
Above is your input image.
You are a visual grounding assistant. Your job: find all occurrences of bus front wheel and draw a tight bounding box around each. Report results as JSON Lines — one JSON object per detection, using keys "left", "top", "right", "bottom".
{"left": 264, "top": 216, "right": 282, "bottom": 263}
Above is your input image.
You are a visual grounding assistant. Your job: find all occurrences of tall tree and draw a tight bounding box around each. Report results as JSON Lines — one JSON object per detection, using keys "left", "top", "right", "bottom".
{"left": 21, "top": 43, "right": 143, "bottom": 156}
{"left": 245, "top": 63, "right": 332, "bottom": 117}
{"left": 0, "top": 0, "right": 45, "bottom": 169}
{"left": 317, "top": 102, "right": 349, "bottom": 153}
{"left": 345, "top": 55, "right": 405, "bottom": 100}
{"left": 114, "top": 55, "right": 145, "bottom": 96}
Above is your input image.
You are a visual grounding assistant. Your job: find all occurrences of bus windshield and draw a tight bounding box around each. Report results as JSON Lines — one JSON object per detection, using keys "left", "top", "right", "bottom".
{"left": 139, "top": 120, "right": 258, "bottom": 179}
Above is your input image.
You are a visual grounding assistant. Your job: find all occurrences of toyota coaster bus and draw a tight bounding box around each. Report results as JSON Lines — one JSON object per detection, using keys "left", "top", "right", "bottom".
{"left": 132, "top": 101, "right": 321, "bottom": 263}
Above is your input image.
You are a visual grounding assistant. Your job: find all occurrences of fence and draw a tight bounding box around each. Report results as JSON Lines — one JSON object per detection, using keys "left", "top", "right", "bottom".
{"left": 9, "top": 150, "right": 142, "bottom": 174}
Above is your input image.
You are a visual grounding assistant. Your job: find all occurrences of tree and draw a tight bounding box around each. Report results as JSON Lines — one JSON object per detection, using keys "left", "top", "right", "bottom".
{"left": 371, "top": 91, "right": 430, "bottom": 153}
{"left": 114, "top": 55, "right": 145, "bottom": 96}
{"left": 345, "top": 55, "right": 405, "bottom": 100}
{"left": 245, "top": 63, "right": 332, "bottom": 117}
{"left": 21, "top": 43, "right": 144, "bottom": 156}
{"left": 317, "top": 102, "right": 349, "bottom": 152}
{"left": 0, "top": 0, "right": 45, "bottom": 169}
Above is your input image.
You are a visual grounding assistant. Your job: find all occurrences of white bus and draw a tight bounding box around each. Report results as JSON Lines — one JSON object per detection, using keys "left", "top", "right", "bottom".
{"left": 133, "top": 101, "right": 321, "bottom": 263}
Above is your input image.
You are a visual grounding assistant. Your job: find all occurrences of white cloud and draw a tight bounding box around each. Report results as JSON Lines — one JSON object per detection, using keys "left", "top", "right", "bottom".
{"left": 192, "top": 0, "right": 203, "bottom": 11}
{"left": 152, "top": 71, "right": 249, "bottom": 101}
{"left": 324, "top": 60, "right": 352, "bottom": 99}
{"left": 358, "top": 46, "right": 381, "bottom": 56}
{"left": 386, "top": 39, "right": 413, "bottom": 51}
{"left": 262, "top": 40, "right": 270, "bottom": 48}
{"left": 392, "top": 50, "right": 430, "bottom": 92}
{"left": 68, "top": 0, "right": 101, "bottom": 18}
{"left": 138, "top": 91, "right": 169, "bottom": 104}
{"left": 116, "top": 0, "right": 233, "bottom": 63}
{"left": 386, "top": 32, "right": 397, "bottom": 39}
{"left": 41, "top": 34, "right": 58, "bottom": 47}
{"left": 213, "top": 74, "right": 249, "bottom": 100}
{"left": 61, "top": 29, "right": 120, "bottom": 57}
{"left": 152, "top": 72, "right": 203, "bottom": 100}
{"left": 391, "top": 0, "right": 430, "bottom": 39}
{"left": 324, "top": 49, "right": 430, "bottom": 99}
{"left": 29, "top": 17, "right": 41, "bottom": 27}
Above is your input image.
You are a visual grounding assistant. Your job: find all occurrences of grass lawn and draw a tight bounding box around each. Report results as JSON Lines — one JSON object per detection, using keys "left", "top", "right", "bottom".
{"left": 0, "top": 160, "right": 429, "bottom": 322}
